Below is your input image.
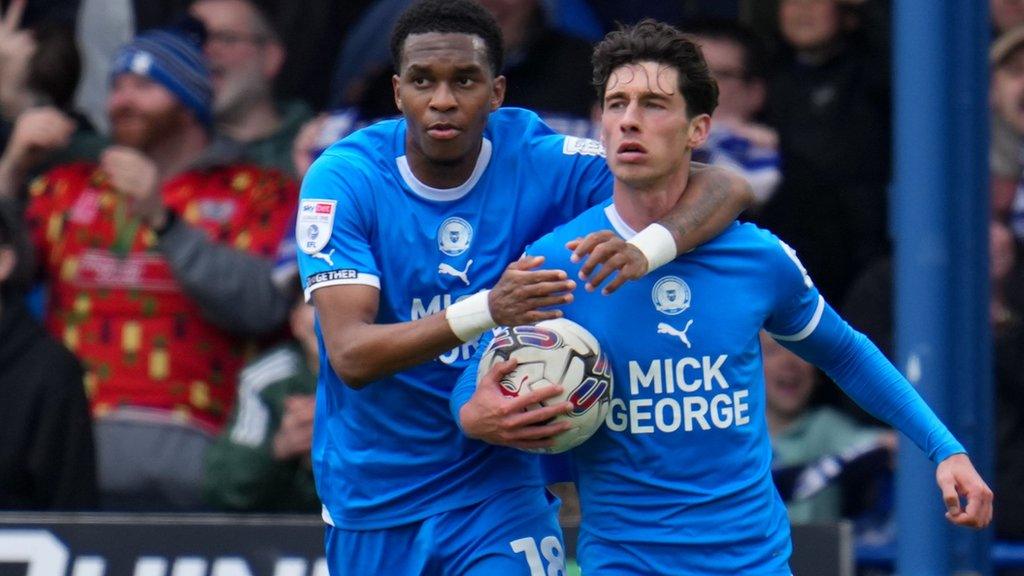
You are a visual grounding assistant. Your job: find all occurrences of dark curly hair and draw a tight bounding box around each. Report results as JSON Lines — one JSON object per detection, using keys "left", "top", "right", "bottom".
{"left": 592, "top": 19, "right": 718, "bottom": 118}
{"left": 390, "top": 0, "right": 504, "bottom": 76}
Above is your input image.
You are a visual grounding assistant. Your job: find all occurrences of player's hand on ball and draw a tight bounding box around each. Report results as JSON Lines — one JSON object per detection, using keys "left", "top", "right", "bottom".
{"left": 489, "top": 255, "right": 576, "bottom": 326}
{"left": 459, "top": 358, "right": 573, "bottom": 451}
{"left": 567, "top": 231, "right": 648, "bottom": 295}
{"left": 936, "top": 453, "right": 993, "bottom": 529}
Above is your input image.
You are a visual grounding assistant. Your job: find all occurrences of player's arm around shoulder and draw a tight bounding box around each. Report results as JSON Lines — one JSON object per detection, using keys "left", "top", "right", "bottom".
{"left": 657, "top": 163, "right": 753, "bottom": 251}
{"left": 569, "top": 165, "right": 754, "bottom": 295}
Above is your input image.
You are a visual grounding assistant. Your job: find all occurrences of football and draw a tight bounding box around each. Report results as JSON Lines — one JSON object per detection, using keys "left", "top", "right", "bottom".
{"left": 478, "top": 318, "right": 613, "bottom": 454}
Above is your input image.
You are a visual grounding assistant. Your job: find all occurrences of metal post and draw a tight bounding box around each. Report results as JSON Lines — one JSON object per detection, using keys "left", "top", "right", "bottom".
{"left": 893, "top": 0, "right": 992, "bottom": 575}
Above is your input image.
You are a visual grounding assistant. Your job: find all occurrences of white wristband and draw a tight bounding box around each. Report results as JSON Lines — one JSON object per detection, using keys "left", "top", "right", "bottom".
{"left": 446, "top": 290, "right": 496, "bottom": 342}
{"left": 627, "top": 223, "right": 677, "bottom": 273}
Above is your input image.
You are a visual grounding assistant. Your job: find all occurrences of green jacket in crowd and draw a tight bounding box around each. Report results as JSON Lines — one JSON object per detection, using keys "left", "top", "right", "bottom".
{"left": 204, "top": 342, "right": 319, "bottom": 512}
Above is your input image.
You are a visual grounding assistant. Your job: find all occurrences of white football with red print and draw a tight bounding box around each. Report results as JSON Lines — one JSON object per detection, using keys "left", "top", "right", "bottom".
{"left": 478, "top": 318, "right": 613, "bottom": 454}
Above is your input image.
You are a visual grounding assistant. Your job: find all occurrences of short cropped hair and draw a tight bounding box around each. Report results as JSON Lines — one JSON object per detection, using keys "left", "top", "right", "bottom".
{"left": 592, "top": 19, "right": 719, "bottom": 118}
{"left": 390, "top": 0, "right": 504, "bottom": 76}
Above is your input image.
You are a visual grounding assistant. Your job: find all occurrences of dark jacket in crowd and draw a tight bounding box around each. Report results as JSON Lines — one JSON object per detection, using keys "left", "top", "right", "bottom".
{"left": 759, "top": 0, "right": 892, "bottom": 304}
{"left": 0, "top": 303, "right": 97, "bottom": 510}
{"left": 995, "top": 313, "right": 1024, "bottom": 540}
{"left": 501, "top": 21, "right": 597, "bottom": 119}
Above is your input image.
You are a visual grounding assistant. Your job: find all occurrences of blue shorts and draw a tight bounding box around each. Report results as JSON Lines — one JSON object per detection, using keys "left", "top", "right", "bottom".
{"left": 324, "top": 486, "right": 566, "bottom": 575}
{"left": 577, "top": 531, "right": 792, "bottom": 576}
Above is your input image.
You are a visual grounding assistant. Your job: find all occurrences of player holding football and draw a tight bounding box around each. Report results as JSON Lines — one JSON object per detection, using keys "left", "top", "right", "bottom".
{"left": 295, "top": 1, "right": 752, "bottom": 574}
{"left": 455, "top": 19, "right": 993, "bottom": 575}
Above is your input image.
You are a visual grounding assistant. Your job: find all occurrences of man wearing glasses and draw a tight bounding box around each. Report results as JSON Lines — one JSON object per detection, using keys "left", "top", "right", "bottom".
{"left": 190, "top": 0, "right": 312, "bottom": 177}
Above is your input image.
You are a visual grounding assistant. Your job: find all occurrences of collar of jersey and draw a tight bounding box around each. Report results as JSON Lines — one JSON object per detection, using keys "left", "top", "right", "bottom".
{"left": 604, "top": 204, "right": 637, "bottom": 239}
{"left": 395, "top": 138, "right": 493, "bottom": 201}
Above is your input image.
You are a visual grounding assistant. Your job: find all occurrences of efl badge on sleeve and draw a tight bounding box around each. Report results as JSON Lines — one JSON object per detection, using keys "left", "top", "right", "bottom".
{"left": 562, "top": 136, "right": 606, "bottom": 157}
{"left": 297, "top": 199, "right": 336, "bottom": 255}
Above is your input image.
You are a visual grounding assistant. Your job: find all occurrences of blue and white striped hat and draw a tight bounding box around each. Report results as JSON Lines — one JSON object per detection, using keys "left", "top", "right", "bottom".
{"left": 111, "top": 27, "right": 213, "bottom": 127}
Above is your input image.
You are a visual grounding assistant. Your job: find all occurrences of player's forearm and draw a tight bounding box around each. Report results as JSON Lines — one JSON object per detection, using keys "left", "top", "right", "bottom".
{"left": 657, "top": 164, "right": 753, "bottom": 252}
{"left": 323, "top": 313, "right": 465, "bottom": 388}
{"left": 783, "top": 304, "right": 965, "bottom": 462}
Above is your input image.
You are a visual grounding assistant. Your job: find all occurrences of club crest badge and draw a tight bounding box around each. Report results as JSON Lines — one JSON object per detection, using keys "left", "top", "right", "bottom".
{"left": 297, "top": 199, "right": 336, "bottom": 255}
{"left": 652, "top": 276, "right": 691, "bottom": 315}
{"left": 438, "top": 217, "right": 473, "bottom": 256}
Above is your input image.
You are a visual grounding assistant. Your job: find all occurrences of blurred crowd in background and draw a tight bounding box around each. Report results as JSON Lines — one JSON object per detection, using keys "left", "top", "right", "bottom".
{"left": 0, "top": 0, "right": 1021, "bottom": 556}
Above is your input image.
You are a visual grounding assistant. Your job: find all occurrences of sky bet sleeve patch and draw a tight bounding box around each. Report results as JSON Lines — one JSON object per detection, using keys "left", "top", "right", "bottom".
{"left": 562, "top": 136, "right": 606, "bottom": 157}
{"left": 296, "top": 199, "right": 337, "bottom": 255}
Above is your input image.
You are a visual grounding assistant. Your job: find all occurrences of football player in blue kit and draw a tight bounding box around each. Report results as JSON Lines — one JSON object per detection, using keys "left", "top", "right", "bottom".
{"left": 455, "top": 19, "right": 994, "bottom": 575}
{"left": 295, "top": 1, "right": 753, "bottom": 574}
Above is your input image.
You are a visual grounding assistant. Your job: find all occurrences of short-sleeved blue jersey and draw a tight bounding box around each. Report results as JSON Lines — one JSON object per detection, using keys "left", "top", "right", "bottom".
{"left": 520, "top": 201, "right": 825, "bottom": 574}
{"left": 295, "top": 108, "right": 612, "bottom": 529}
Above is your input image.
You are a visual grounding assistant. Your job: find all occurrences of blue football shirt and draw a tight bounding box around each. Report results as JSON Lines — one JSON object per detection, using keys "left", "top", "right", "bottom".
{"left": 296, "top": 108, "right": 612, "bottom": 529}
{"left": 523, "top": 203, "right": 808, "bottom": 573}
{"left": 452, "top": 198, "right": 963, "bottom": 575}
